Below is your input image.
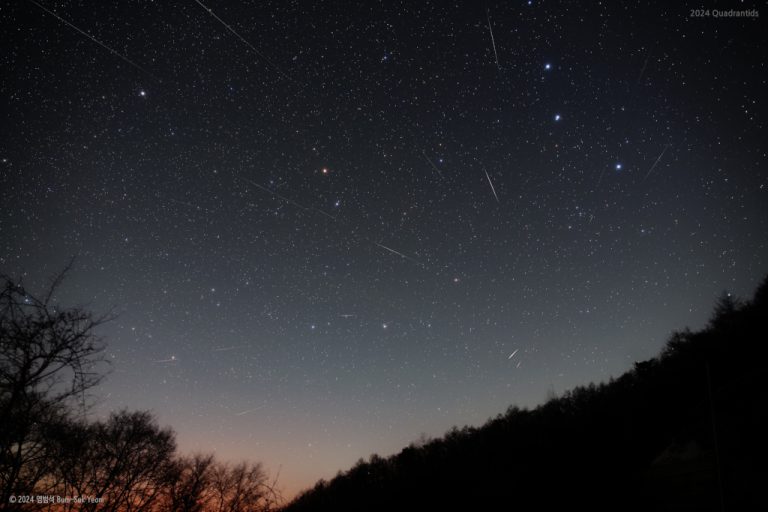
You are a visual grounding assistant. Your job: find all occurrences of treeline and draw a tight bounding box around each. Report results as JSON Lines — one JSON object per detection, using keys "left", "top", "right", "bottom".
{"left": 0, "top": 268, "right": 279, "bottom": 512}
{"left": 284, "top": 278, "right": 768, "bottom": 511}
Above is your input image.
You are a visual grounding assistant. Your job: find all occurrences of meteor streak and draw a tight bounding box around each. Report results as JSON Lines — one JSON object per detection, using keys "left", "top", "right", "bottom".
{"left": 484, "top": 169, "right": 500, "bottom": 203}
{"left": 486, "top": 9, "right": 501, "bottom": 70}
{"left": 374, "top": 242, "right": 423, "bottom": 266}
{"left": 27, "top": 0, "right": 159, "bottom": 81}
{"left": 152, "top": 356, "right": 177, "bottom": 364}
{"left": 422, "top": 151, "right": 444, "bottom": 179}
{"left": 240, "top": 176, "right": 336, "bottom": 221}
{"left": 235, "top": 405, "right": 264, "bottom": 416}
{"left": 193, "top": 0, "right": 293, "bottom": 82}
{"left": 643, "top": 144, "right": 671, "bottom": 181}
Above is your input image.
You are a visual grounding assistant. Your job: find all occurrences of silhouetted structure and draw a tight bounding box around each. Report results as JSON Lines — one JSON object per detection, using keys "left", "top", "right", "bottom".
{"left": 283, "top": 278, "right": 768, "bottom": 511}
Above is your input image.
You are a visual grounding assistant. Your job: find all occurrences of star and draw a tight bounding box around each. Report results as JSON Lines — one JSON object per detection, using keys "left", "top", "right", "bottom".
{"left": 139, "top": 90, "right": 146, "bottom": 97}
{"left": 615, "top": 163, "right": 623, "bottom": 170}
{"left": 554, "top": 114, "right": 561, "bottom": 121}
{"left": 544, "top": 63, "right": 552, "bottom": 70}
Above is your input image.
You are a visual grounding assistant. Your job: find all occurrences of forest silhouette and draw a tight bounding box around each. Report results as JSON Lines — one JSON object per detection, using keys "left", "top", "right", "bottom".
{"left": 283, "top": 277, "right": 768, "bottom": 511}
{"left": 2, "top": 268, "right": 766, "bottom": 511}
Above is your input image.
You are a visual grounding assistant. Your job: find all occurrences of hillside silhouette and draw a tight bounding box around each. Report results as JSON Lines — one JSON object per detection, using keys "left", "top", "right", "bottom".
{"left": 283, "top": 278, "right": 768, "bottom": 511}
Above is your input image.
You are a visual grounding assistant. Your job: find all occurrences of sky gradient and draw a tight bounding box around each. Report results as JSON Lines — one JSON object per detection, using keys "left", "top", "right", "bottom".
{"left": 1, "top": 0, "right": 766, "bottom": 499}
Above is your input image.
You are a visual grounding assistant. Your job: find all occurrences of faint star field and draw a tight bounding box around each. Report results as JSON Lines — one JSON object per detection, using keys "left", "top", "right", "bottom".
{"left": 1, "top": 0, "right": 766, "bottom": 500}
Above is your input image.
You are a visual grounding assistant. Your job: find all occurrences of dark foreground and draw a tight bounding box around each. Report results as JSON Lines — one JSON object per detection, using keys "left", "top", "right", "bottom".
{"left": 283, "top": 279, "right": 768, "bottom": 511}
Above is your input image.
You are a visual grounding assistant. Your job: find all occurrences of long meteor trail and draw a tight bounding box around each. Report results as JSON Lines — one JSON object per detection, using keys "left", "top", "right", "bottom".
{"left": 374, "top": 242, "right": 423, "bottom": 266}
{"left": 484, "top": 169, "right": 500, "bottom": 203}
{"left": 193, "top": 0, "right": 293, "bottom": 82}
{"left": 238, "top": 175, "right": 431, "bottom": 272}
{"left": 422, "top": 151, "right": 444, "bottom": 179}
{"left": 643, "top": 144, "right": 671, "bottom": 181}
{"left": 152, "top": 356, "right": 177, "bottom": 364}
{"left": 235, "top": 405, "right": 264, "bottom": 416}
{"left": 240, "top": 176, "right": 336, "bottom": 221}
{"left": 27, "top": 0, "right": 159, "bottom": 81}
{"left": 486, "top": 9, "right": 500, "bottom": 70}
{"left": 211, "top": 346, "right": 240, "bottom": 352}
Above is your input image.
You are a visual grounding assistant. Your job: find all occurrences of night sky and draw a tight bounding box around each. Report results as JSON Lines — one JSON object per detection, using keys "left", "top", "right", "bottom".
{"left": 2, "top": 0, "right": 766, "bottom": 499}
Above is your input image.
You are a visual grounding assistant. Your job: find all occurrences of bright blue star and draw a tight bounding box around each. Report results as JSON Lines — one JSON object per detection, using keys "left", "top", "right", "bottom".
{"left": 615, "top": 163, "right": 623, "bottom": 170}
{"left": 544, "top": 63, "right": 551, "bottom": 70}
{"left": 554, "top": 114, "right": 561, "bottom": 121}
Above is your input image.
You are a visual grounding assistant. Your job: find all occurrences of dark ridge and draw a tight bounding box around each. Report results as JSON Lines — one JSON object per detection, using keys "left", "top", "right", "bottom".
{"left": 282, "top": 276, "right": 768, "bottom": 511}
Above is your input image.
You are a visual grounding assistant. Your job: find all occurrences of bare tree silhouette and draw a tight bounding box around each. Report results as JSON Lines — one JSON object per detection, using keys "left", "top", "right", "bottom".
{"left": 1, "top": 265, "right": 282, "bottom": 512}
{"left": 1, "top": 262, "right": 111, "bottom": 506}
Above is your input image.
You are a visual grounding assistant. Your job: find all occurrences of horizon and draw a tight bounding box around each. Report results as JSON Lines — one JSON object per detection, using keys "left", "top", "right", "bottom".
{"left": 83, "top": 274, "right": 768, "bottom": 499}
{"left": 2, "top": 0, "right": 766, "bottom": 503}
